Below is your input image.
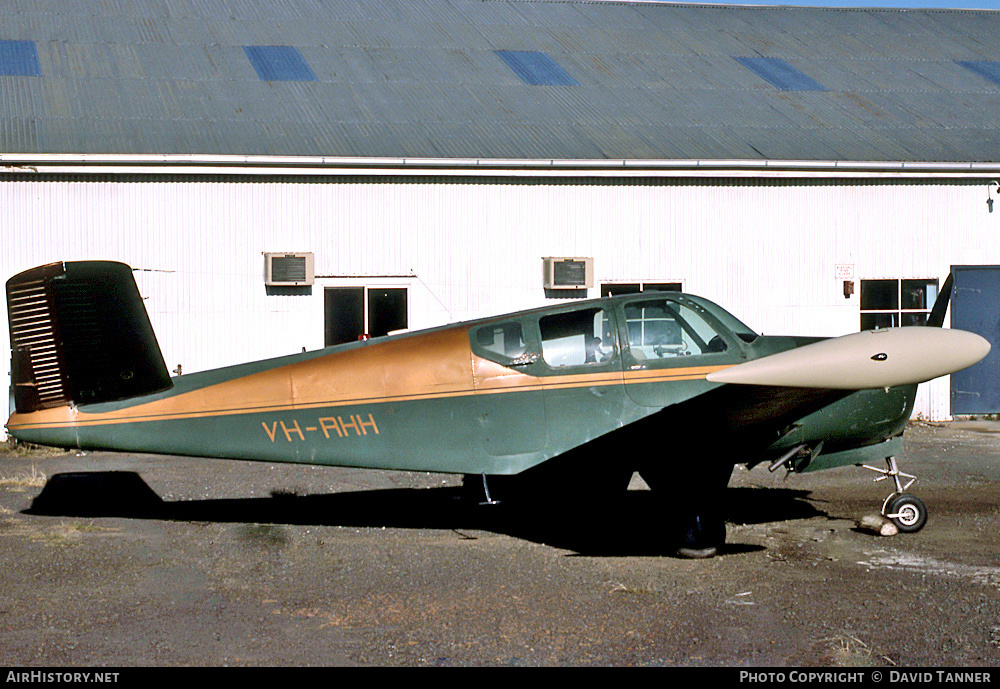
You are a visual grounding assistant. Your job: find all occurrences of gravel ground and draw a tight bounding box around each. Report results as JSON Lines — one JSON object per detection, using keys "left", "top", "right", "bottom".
{"left": 0, "top": 421, "right": 998, "bottom": 667}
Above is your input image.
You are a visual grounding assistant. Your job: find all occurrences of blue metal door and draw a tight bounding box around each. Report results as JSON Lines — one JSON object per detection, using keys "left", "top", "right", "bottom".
{"left": 951, "top": 265, "right": 1000, "bottom": 414}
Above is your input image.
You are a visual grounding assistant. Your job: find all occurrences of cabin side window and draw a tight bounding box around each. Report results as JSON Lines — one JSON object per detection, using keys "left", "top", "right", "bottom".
{"left": 472, "top": 321, "right": 529, "bottom": 364}
{"left": 624, "top": 298, "right": 728, "bottom": 359}
{"left": 539, "top": 308, "right": 615, "bottom": 368}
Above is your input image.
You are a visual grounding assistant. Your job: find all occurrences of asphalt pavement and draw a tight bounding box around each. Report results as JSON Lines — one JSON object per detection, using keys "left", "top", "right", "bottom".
{"left": 0, "top": 421, "right": 998, "bottom": 667}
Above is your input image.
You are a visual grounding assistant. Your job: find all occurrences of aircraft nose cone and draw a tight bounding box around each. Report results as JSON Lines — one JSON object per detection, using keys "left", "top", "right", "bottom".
{"left": 707, "top": 327, "right": 992, "bottom": 390}
{"left": 850, "top": 327, "right": 991, "bottom": 387}
{"left": 947, "top": 329, "right": 991, "bottom": 369}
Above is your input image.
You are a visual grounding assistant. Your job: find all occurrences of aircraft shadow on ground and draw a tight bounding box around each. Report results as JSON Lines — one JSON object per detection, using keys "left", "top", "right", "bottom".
{"left": 25, "top": 471, "right": 824, "bottom": 557}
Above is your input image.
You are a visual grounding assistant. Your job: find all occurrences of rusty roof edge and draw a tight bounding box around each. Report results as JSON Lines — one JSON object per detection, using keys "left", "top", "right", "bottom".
{"left": 1, "top": 153, "right": 999, "bottom": 179}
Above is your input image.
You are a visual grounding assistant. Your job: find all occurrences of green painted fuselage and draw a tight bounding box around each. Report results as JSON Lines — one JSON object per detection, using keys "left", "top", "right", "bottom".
{"left": 7, "top": 291, "right": 916, "bottom": 478}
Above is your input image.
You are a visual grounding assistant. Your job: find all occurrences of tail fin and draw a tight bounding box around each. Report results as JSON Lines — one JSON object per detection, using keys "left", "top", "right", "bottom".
{"left": 7, "top": 261, "right": 172, "bottom": 413}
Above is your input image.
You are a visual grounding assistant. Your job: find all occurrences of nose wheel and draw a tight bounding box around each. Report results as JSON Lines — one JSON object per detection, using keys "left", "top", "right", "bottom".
{"left": 861, "top": 456, "right": 928, "bottom": 533}
{"left": 883, "top": 492, "right": 928, "bottom": 533}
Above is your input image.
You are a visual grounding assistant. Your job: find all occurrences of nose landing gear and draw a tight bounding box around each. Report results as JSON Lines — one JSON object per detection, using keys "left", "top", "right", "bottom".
{"left": 861, "top": 456, "right": 928, "bottom": 533}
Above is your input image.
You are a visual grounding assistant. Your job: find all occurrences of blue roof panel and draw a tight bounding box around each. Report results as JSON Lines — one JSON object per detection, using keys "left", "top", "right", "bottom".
{"left": 244, "top": 46, "right": 317, "bottom": 82}
{"left": 495, "top": 50, "right": 579, "bottom": 86}
{"left": 0, "top": 40, "right": 41, "bottom": 77}
{"left": 956, "top": 60, "right": 1000, "bottom": 88}
{"left": 734, "top": 57, "right": 827, "bottom": 92}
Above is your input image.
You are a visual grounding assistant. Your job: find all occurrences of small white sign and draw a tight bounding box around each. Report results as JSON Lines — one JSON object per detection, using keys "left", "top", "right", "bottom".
{"left": 835, "top": 264, "right": 855, "bottom": 279}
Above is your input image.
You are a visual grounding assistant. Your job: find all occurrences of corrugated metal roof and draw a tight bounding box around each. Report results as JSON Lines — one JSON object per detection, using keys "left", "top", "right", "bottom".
{"left": 0, "top": 0, "right": 998, "bottom": 162}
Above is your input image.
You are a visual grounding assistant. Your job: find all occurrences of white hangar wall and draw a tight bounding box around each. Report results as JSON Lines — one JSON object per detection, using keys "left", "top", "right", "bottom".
{"left": 2, "top": 174, "right": 998, "bottom": 426}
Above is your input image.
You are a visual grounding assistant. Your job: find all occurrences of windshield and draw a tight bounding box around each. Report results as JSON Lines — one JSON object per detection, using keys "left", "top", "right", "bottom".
{"left": 680, "top": 295, "right": 759, "bottom": 343}
{"left": 624, "top": 298, "right": 730, "bottom": 358}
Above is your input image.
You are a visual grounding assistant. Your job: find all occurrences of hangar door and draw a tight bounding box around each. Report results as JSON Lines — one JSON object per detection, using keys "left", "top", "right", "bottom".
{"left": 951, "top": 265, "right": 1000, "bottom": 414}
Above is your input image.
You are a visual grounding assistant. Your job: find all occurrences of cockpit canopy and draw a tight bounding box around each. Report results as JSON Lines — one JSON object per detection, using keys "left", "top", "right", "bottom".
{"left": 471, "top": 292, "right": 758, "bottom": 372}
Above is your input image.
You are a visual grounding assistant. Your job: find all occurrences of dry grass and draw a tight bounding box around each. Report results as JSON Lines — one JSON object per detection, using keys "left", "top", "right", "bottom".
{"left": 0, "top": 438, "right": 67, "bottom": 458}
{"left": 821, "top": 633, "right": 895, "bottom": 667}
{"left": 0, "top": 465, "right": 47, "bottom": 491}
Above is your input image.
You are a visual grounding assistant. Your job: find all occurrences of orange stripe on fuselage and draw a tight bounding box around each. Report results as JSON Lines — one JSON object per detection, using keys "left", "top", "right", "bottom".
{"left": 6, "top": 324, "right": 731, "bottom": 431}
{"left": 8, "top": 325, "right": 475, "bottom": 430}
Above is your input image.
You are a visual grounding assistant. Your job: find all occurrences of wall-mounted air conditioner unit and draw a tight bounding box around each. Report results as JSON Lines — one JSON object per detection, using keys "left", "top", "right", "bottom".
{"left": 543, "top": 257, "right": 593, "bottom": 290}
{"left": 264, "top": 252, "right": 315, "bottom": 286}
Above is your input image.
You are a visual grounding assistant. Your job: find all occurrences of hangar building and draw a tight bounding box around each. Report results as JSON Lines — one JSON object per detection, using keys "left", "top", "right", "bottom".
{"left": 3, "top": 0, "right": 1000, "bottom": 425}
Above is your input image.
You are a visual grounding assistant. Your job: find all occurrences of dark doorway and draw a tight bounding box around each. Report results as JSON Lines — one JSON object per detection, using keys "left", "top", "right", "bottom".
{"left": 601, "top": 282, "right": 682, "bottom": 297}
{"left": 325, "top": 286, "right": 408, "bottom": 346}
{"left": 324, "top": 287, "right": 364, "bottom": 347}
{"left": 367, "top": 288, "right": 408, "bottom": 339}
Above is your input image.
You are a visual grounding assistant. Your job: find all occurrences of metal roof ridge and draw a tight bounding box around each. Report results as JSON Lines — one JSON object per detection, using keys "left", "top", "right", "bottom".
{"left": 451, "top": 0, "right": 1000, "bottom": 13}
{"left": 2, "top": 153, "right": 1000, "bottom": 178}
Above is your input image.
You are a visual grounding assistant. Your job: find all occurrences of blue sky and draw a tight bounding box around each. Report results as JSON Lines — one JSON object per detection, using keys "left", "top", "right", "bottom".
{"left": 684, "top": 0, "right": 999, "bottom": 8}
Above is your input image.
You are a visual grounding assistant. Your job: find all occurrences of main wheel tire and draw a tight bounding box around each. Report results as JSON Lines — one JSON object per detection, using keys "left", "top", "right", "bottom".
{"left": 885, "top": 493, "right": 928, "bottom": 533}
{"left": 675, "top": 513, "right": 726, "bottom": 559}
{"left": 639, "top": 462, "right": 734, "bottom": 558}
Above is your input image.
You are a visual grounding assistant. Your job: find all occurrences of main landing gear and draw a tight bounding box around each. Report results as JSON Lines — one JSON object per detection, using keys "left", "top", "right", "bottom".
{"left": 640, "top": 462, "right": 734, "bottom": 559}
{"left": 861, "top": 456, "right": 928, "bottom": 533}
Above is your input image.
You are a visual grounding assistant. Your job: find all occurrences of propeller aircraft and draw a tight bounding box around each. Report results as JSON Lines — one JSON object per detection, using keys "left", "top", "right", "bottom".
{"left": 4, "top": 261, "right": 990, "bottom": 557}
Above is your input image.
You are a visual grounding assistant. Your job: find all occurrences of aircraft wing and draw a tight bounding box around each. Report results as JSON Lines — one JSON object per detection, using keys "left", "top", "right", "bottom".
{"left": 620, "top": 326, "right": 989, "bottom": 464}
{"left": 616, "top": 380, "right": 853, "bottom": 459}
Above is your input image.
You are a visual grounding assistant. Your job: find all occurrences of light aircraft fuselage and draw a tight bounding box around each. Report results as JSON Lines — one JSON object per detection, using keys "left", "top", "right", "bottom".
{"left": 7, "top": 272, "right": 914, "bottom": 475}
{"left": 4, "top": 261, "right": 990, "bottom": 556}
